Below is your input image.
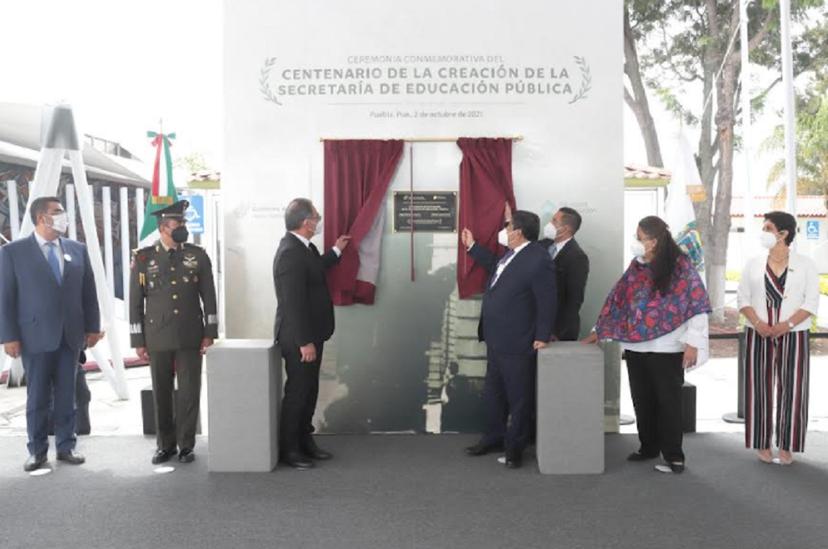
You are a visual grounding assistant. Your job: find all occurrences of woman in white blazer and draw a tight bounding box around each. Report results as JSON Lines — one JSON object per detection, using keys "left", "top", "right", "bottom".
{"left": 737, "top": 211, "right": 819, "bottom": 465}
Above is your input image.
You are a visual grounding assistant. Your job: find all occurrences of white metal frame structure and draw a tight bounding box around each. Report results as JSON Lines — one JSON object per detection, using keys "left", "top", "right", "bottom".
{"left": 2, "top": 105, "right": 129, "bottom": 399}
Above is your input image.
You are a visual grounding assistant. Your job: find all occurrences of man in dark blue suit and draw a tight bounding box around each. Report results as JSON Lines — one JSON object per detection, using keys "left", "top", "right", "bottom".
{"left": 461, "top": 210, "right": 556, "bottom": 468}
{"left": 0, "top": 196, "right": 102, "bottom": 472}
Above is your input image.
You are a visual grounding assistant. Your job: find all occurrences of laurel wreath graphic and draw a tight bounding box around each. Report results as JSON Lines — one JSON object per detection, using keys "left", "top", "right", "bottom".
{"left": 569, "top": 56, "right": 591, "bottom": 105}
{"left": 259, "top": 57, "right": 282, "bottom": 105}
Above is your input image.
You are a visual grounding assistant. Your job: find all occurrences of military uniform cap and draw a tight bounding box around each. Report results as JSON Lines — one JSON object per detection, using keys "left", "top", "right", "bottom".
{"left": 151, "top": 199, "right": 189, "bottom": 220}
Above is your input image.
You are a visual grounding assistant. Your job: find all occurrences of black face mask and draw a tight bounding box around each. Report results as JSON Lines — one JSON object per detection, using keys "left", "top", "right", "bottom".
{"left": 172, "top": 226, "right": 189, "bottom": 244}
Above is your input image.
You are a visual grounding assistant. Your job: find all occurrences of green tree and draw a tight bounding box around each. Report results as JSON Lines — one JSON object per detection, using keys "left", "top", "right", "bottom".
{"left": 765, "top": 22, "right": 828, "bottom": 195}
{"left": 625, "top": 0, "right": 826, "bottom": 320}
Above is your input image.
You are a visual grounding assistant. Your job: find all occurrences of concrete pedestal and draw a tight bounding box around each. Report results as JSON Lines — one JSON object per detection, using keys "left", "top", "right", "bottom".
{"left": 206, "top": 339, "right": 280, "bottom": 472}
{"left": 537, "top": 342, "right": 604, "bottom": 474}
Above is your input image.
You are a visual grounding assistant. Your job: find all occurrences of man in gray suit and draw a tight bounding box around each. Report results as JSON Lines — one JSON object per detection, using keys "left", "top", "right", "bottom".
{"left": 0, "top": 196, "right": 103, "bottom": 471}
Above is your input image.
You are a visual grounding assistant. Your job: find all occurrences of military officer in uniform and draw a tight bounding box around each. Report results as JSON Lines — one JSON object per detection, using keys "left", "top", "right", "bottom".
{"left": 129, "top": 200, "right": 218, "bottom": 464}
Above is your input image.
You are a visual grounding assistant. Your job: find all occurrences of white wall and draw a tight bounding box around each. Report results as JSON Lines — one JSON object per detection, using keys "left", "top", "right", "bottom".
{"left": 225, "top": 0, "right": 623, "bottom": 334}
{"left": 224, "top": 0, "right": 623, "bottom": 432}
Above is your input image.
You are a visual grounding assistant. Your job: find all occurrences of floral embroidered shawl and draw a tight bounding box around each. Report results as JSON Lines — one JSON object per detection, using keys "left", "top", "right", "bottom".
{"left": 595, "top": 254, "right": 711, "bottom": 343}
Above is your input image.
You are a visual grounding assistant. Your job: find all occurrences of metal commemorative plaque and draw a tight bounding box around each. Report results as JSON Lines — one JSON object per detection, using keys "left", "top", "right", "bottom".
{"left": 393, "top": 191, "right": 457, "bottom": 233}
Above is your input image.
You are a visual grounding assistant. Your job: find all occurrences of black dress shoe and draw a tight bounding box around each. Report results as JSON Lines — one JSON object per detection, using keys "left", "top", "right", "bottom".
{"left": 178, "top": 448, "right": 195, "bottom": 463}
{"left": 503, "top": 449, "right": 523, "bottom": 469}
{"left": 24, "top": 453, "right": 48, "bottom": 472}
{"left": 56, "top": 450, "right": 85, "bottom": 465}
{"left": 505, "top": 456, "right": 523, "bottom": 469}
{"left": 464, "top": 442, "right": 504, "bottom": 456}
{"left": 302, "top": 438, "right": 333, "bottom": 460}
{"left": 655, "top": 462, "right": 685, "bottom": 474}
{"left": 627, "top": 451, "right": 659, "bottom": 462}
{"left": 151, "top": 448, "right": 177, "bottom": 465}
{"left": 281, "top": 451, "right": 314, "bottom": 470}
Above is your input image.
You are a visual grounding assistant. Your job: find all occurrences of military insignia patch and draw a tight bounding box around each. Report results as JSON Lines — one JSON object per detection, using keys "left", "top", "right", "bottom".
{"left": 183, "top": 254, "right": 198, "bottom": 269}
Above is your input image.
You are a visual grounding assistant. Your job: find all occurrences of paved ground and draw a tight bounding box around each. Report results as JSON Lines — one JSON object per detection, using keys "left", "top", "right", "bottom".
{"left": 2, "top": 433, "right": 828, "bottom": 549}
{"left": 2, "top": 353, "right": 827, "bottom": 440}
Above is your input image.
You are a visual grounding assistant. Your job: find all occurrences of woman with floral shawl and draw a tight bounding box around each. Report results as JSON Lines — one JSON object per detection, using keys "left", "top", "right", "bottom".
{"left": 584, "top": 216, "right": 711, "bottom": 474}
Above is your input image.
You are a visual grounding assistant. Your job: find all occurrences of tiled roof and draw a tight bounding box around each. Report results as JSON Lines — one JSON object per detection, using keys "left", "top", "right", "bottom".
{"left": 731, "top": 196, "right": 827, "bottom": 218}
{"left": 624, "top": 164, "right": 671, "bottom": 180}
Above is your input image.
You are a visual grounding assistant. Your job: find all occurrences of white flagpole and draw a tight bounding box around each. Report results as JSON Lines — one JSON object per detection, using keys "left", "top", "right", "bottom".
{"left": 780, "top": 0, "right": 797, "bottom": 216}
{"left": 740, "top": 0, "right": 756, "bottom": 247}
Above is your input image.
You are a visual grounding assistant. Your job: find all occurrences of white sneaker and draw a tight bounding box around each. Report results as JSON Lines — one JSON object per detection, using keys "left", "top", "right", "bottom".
{"left": 496, "top": 455, "right": 506, "bottom": 464}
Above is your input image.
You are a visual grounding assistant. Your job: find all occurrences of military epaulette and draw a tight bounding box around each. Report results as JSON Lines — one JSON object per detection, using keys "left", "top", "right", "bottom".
{"left": 131, "top": 247, "right": 153, "bottom": 286}
{"left": 183, "top": 242, "right": 203, "bottom": 251}
{"left": 131, "top": 246, "right": 154, "bottom": 262}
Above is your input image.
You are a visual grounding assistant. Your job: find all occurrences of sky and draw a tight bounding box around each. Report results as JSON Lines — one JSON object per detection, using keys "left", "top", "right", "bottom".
{"left": 0, "top": 0, "right": 222, "bottom": 173}
{"left": 0, "top": 0, "right": 806, "bottom": 196}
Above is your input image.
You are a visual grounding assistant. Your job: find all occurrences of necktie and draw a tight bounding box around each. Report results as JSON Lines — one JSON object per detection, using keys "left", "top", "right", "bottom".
{"left": 497, "top": 248, "right": 515, "bottom": 267}
{"left": 47, "top": 242, "right": 62, "bottom": 285}
{"left": 490, "top": 249, "right": 515, "bottom": 288}
{"left": 548, "top": 243, "right": 557, "bottom": 260}
{"left": 309, "top": 242, "right": 320, "bottom": 257}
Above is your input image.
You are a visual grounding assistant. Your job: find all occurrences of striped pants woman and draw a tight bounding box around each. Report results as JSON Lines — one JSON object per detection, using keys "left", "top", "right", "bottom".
{"left": 744, "top": 267, "right": 810, "bottom": 453}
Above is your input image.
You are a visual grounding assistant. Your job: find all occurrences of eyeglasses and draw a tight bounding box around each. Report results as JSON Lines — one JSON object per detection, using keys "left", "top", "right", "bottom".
{"left": 503, "top": 220, "right": 512, "bottom": 229}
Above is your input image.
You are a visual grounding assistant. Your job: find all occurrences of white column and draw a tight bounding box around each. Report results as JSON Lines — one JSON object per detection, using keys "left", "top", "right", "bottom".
{"left": 66, "top": 183, "right": 77, "bottom": 240}
{"left": 102, "top": 186, "right": 114, "bottom": 294}
{"left": 207, "top": 340, "right": 280, "bottom": 472}
{"left": 120, "top": 186, "right": 131, "bottom": 317}
{"left": 6, "top": 180, "right": 20, "bottom": 239}
{"left": 135, "top": 187, "right": 145, "bottom": 242}
{"left": 740, "top": 0, "right": 756, "bottom": 246}
{"left": 780, "top": 0, "right": 797, "bottom": 216}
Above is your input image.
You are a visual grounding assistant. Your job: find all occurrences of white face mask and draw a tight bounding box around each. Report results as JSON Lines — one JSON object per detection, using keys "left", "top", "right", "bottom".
{"left": 759, "top": 231, "right": 778, "bottom": 249}
{"left": 50, "top": 212, "right": 69, "bottom": 234}
{"left": 497, "top": 228, "right": 510, "bottom": 247}
{"left": 543, "top": 223, "right": 558, "bottom": 240}
{"left": 630, "top": 239, "right": 646, "bottom": 259}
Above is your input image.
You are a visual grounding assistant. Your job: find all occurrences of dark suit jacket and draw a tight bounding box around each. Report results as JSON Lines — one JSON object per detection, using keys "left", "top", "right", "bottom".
{"left": 0, "top": 234, "right": 100, "bottom": 353}
{"left": 538, "top": 237, "right": 589, "bottom": 341}
{"left": 273, "top": 232, "right": 340, "bottom": 347}
{"left": 468, "top": 241, "right": 556, "bottom": 355}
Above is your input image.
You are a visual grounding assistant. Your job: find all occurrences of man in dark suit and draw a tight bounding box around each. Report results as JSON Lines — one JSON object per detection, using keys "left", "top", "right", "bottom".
{"left": 0, "top": 196, "right": 103, "bottom": 471}
{"left": 538, "top": 207, "right": 589, "bottom": 341}
{"left": 460, "top": 210, "right": 556, "bottom": 468}
{"left": 273, "top": 198, "right": 350, "bottom": 469}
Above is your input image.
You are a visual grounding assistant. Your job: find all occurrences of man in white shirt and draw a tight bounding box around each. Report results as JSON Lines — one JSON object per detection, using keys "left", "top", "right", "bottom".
{"left": 0, "top": 196, "right": 103, "bottom": 471}
{"left": 460, "top": 210, "right": 556, "bottom": 468}
{"left": 538, "top": 207, "right": 589, "bottom": 341}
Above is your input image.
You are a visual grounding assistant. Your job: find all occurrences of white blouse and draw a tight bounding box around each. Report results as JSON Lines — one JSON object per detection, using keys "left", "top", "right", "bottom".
{"left": 621, "top": 313, "right": 710, "bottom": 366}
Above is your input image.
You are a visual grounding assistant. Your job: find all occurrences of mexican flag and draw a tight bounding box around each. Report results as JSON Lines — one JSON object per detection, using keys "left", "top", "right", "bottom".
{"left": 139, "top": 131, "right": 178, "bottom": 240}
{"left": 665, "top": 131, "right": 705, "bottom": 272}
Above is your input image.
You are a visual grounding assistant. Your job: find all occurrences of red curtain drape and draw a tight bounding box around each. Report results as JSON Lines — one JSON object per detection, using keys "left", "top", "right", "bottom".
{"left": 456, "top": 137, "right": 516, "bottom": 298}
{"left": 324, "top": 139, "right": 404, "bottom": 305}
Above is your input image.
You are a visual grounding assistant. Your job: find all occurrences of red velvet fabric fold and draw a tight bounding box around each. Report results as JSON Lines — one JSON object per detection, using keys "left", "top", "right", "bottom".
{"left": 456, "top": 137, "right": 516, "bottom": 298}
{"left": 324, "top": 139, "right": 404, "bottom": 305}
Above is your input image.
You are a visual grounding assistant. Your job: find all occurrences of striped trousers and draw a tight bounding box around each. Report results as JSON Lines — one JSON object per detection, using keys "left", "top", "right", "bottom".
{"left": 743, "top": 328, "right": 810, "bottom": 452}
